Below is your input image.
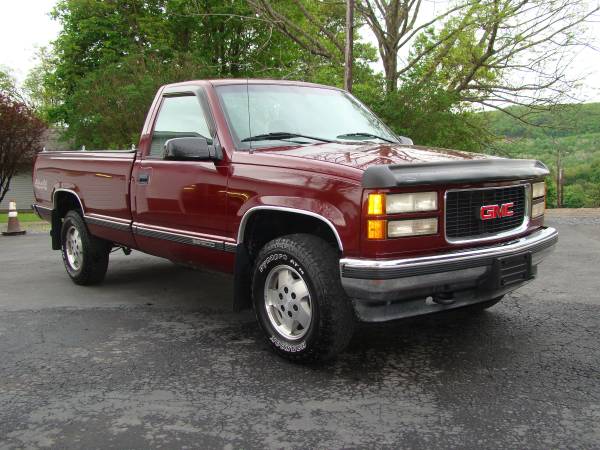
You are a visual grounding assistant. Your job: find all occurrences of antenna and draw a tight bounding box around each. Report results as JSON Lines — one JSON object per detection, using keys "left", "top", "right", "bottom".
{"left": 246, "top": 76, "right": 253, "bottom": 154}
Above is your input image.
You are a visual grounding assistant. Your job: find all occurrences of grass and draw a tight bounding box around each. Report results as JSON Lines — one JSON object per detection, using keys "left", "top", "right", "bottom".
{"left": 0, "top": 212, "right": 43, "bottom": 223}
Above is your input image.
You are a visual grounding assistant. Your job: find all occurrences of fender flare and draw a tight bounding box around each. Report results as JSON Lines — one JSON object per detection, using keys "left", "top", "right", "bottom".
{"left": 237, "top": 205, "right": 344, "bottom": 251}
{"left": 52, "top": 188, "right": 85, "bottom": 214}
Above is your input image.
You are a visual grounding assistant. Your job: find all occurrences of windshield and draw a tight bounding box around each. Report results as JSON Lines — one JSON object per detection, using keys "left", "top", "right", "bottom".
{"left": 215, "top": 84, "right": 399, "bottom": 149}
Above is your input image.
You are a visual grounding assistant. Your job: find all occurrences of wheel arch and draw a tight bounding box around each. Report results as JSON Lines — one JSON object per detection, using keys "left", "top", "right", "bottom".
{"left": 233, "top": 205, "right": 346, "bottom": 313}
{"left": 50, "top": 189, "right": 85, "bottom": 250}
{"left": 53, "top": 188, "right": 85, "bottom": 217}
{"left": 238, "top": 206, "right": 344, "bottom": 252}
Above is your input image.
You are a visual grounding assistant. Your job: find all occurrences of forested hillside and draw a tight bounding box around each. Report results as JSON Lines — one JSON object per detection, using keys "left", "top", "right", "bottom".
{"left": 483, "top": 103, "right": 600, "bottom": 208}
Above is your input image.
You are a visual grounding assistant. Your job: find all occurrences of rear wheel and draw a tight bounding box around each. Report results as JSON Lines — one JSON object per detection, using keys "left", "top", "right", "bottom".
{"left": 61, "top": 211, "right": 111, "bottom": 285}
{"left": 252, "top": 234, "right": 355, "bottom": 363}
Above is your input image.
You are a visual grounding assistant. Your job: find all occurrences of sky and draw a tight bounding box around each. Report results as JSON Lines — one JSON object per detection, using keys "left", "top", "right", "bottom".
{"left": 0, "top": 0, "right": 61, "bottom": 82}
{"left": 1, "top": 0, "right": 599, "bottom": 103}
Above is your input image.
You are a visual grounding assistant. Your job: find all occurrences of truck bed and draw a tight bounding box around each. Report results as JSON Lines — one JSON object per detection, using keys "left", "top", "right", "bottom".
{"left": 33, "top": 150, "right": 136, "bottom": 220}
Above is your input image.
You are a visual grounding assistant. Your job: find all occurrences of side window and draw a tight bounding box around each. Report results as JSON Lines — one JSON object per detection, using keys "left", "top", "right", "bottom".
{"left": 149, "top": 95, "right": 211, "bottom": 157}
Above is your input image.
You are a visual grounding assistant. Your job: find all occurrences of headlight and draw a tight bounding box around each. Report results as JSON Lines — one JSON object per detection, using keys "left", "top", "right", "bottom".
{"left": 386, "top": 192, "right": 437, "bottom": 214}
{"left": 532, "top": 200, "right": 545, "bottom": 218}
{"left": 388, "top": 218, "right": 438, "bottom": 238}
{"left": 532, "top": 182, "right": 545, "bottom": 198}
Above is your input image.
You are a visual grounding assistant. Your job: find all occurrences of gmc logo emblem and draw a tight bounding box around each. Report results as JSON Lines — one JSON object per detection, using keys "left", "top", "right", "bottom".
{"left": 480, "top": 203, "right": 514, "bottom": 220}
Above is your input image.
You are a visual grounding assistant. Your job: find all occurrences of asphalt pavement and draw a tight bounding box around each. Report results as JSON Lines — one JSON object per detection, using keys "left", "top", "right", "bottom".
{"left": 0, "top": 217, "right": 599, "bottom": 449}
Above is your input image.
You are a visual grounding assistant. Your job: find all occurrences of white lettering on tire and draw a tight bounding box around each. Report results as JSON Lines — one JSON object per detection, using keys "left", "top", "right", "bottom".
{"left": 258, "top": 253, "right": 288, "bottom": 273}
{"left": 270, "top": 336, "right": 307, "bottom": 352}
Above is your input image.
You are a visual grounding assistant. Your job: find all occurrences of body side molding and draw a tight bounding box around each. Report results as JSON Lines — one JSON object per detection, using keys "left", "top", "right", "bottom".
{"left": 84, "top": 214, "right": 132, "bottom": 233}
{"left": 132, "top": 223, "right": 236, "bottom": 253}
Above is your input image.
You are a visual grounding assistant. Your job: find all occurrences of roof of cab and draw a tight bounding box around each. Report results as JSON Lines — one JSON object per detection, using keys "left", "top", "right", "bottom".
{"left": 162, "top": 78, "right": 342, "bottom": 91}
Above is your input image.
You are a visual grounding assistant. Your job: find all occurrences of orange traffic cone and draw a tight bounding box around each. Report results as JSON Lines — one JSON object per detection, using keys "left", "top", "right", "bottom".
{"left": 2, "top": 201, "right": 26, "bottom": 236}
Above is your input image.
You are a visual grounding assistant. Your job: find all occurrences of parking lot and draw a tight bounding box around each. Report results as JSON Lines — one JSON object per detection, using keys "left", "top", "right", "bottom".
{"left": 1, "top": 216, "right": 599, "bottom": 449}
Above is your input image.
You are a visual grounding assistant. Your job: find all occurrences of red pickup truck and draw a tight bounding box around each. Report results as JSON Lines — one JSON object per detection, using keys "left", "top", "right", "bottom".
{"left": 33, "top": 79, "right": 558, "bottom": 361}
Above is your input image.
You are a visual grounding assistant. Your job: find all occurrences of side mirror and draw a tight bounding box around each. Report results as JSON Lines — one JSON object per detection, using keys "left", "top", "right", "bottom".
{"left": 164, "top": 137, "right": 219, "bottom": 161}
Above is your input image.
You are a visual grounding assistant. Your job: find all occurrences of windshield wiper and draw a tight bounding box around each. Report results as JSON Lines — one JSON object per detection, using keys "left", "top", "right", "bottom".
{"left": 336, "top": 132, "right": 396, "bottom": 143}
{"left": 241, "top": 132, "right": 332, "bottom": 143}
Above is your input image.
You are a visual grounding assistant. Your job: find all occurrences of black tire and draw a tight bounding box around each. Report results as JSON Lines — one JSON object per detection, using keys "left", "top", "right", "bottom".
{"left": 252, "top": 233, "right": 355, "bottom": 363}
{"left": 61, "top": 211, "right": 111, "bottom": 285}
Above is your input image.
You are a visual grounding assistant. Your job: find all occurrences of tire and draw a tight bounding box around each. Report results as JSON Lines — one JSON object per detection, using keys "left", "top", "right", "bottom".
{"left": 252, "top": 233, "right": 355, "bottom": 363}
{"left": 61, "top": 211, "right": 111, "bottom": 285}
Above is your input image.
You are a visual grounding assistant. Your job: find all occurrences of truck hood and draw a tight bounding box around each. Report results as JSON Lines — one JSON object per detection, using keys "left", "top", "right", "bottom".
{"left": 264, "top": 142, "right": 549, "bottom": 187}
{"left": 265, "top": 142, "right": 485, "bottom": 170}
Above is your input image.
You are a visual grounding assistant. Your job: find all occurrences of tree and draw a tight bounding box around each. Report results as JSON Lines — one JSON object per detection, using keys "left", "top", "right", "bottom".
{"left": 35, "top": 0, "right": 599, "bottom": 154}
{"left": 401, "top": 0, "right": 599, "bottom": 112}
{"left": 40, "top": 0, "right": 323, "bottom": 148}
{"left": 0, "top": 93, "right": 47, "bottom": 204}
{"left": 251, "top": 0, "right": 598, "bottom": 109}
{"left": 356, "top": 0, "right": 472, "bottom": 94}
{"left": 22, "top": 48, "right": 60, "bottom": 123}
{"left": 0, "top": 67, "right": 24, "bottom": 103}
{"left": 247, "top": 0, "right": 346, "bottom": 61}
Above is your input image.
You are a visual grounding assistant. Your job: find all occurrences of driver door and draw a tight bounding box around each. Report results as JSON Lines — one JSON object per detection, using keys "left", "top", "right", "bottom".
{"left": 131, "top": 91, "right": 232, "bottom": 270}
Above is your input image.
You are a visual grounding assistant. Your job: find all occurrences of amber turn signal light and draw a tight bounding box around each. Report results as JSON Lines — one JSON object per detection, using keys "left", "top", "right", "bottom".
{"left": 367, "top": 219, "right": 386, "bottom": 239}
{"left": 368, "top": 194, "right": 385, "bottom": 215}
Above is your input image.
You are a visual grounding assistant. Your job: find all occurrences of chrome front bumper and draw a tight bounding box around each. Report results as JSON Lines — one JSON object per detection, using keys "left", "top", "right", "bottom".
{"left": 340, "top": 227, "right": 558, "bottom": 322}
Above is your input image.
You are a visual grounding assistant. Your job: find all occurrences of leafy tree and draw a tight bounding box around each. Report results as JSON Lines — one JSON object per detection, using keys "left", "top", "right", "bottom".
{"left": 563, "top": 184, "right": 588, "bottom": 208}
{"left": 33, "top": 0, "right": 600, "bottom": 160}
{"left": 0, "top": 67, "right": 23, "bottom": 102}
{"left": 42, "top": 0, "right": 320, "bottom": 148}
{"left": 0, "top": 93, "right": 47, "bottom": 204}
{"left": 22, "top": 48, "right": 60, "bottom": 124}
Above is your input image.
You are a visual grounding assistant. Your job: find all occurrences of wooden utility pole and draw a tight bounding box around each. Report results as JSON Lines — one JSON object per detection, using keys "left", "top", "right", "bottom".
{"left": 556, "top": 148, "right": 563, "bottom": 208}
{"left": 344, "top": 0, "right": 354, "bottom": 92}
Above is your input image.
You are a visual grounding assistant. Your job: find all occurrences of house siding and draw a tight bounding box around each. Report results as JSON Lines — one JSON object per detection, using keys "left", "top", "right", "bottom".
{"left": 1, "top": 172, "right": 34, "bottom": 211}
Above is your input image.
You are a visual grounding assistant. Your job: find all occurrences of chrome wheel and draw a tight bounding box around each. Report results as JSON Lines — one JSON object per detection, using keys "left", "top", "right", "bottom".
{"left": 65, "top": 225, "right": 83, "bottom": 271}
{"left": 264, "top": 265, "right": 312, "bottom": 340}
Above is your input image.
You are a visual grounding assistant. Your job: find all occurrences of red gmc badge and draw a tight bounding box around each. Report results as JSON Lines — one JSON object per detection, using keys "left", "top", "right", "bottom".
{"left": 480, "top": 202, "right": 514, "bottom": 220}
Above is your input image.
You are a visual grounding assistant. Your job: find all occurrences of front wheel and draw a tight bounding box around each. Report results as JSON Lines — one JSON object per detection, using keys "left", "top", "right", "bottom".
{"left": 252, "top": 234, "right": 355, "bottom": 362}
{"left": 61, "top": 211, "right": 111, "bottom": 285}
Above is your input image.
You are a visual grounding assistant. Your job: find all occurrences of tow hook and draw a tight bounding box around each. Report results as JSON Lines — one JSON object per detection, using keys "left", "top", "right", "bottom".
{"left": 433, "top": 293, "right": 455, "bottom": 305}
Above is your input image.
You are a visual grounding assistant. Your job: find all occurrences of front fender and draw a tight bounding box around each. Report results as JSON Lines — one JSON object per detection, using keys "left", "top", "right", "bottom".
{"left": 237, "top": 197, "right": 348, "bottom": 250}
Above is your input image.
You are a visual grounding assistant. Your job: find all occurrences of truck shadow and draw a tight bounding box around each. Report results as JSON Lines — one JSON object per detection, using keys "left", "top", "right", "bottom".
{"left": 330, "top": 303, "right": 524, "bottom": 383}
{"left": 100, "top": 254, "right": 235, "bottom": 311}
{"left": 98, "top": 251, "right": 524, "bottom": 380}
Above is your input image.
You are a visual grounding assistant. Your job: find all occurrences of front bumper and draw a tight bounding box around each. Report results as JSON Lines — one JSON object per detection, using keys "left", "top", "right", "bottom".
{"left": 340, "top": 227, "right": 558, "bottom": 322}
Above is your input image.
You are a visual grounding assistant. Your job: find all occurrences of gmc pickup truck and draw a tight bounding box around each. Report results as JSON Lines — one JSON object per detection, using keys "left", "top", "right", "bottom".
{"left": 33, "top": 79, "right": 558, "bottom": 362}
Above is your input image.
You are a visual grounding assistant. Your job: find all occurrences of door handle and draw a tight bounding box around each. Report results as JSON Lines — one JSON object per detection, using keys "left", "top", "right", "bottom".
{"left": 138, "top": 173, "right": 150, "bottom": 184}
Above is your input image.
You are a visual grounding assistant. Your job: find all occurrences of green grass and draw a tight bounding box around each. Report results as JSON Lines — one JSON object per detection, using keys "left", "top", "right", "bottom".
{"left": 0, "top": 212, "right": 43, "bottom": 223}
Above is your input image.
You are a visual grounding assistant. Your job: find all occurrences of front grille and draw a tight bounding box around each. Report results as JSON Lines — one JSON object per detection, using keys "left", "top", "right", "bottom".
{"left": 445, "top": 185, "right": 526, "bottom": 240}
